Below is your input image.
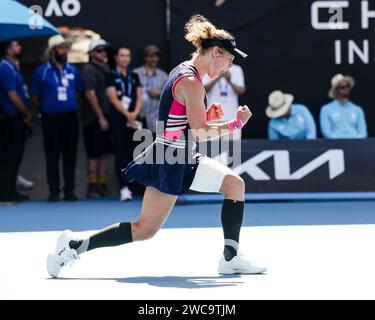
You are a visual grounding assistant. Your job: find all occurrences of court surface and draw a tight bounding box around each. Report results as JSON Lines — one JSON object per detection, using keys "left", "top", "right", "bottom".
{"left": 1, "top": 197, "right": 375, "bottom": 300}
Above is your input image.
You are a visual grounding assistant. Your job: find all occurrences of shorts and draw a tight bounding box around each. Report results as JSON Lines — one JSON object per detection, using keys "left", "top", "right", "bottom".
{"left": 83, "top": 119, "right": 112, "bottom": 158}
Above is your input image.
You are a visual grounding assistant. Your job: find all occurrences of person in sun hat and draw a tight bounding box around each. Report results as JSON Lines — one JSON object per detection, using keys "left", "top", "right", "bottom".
{"left": 31, "top": 34, "right": 82, "bottom": 202}
{"left": 266, "top": 90, "right": 316, "bottom": 140}
{"left": 44, "top": 34, "right": 71, "bottom": 57}
{"left": 320, "top": 74, "right": 367, "bottom": 139}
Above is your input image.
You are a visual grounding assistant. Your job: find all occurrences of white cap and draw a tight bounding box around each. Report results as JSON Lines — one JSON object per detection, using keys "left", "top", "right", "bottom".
{"left": 89, "top": 39, "right": 108, "bottom": 52}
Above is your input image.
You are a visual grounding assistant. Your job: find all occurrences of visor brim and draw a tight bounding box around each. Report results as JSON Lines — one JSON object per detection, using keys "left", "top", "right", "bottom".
{"left": 233, "top": 48, "right": 248, "bottom": 58}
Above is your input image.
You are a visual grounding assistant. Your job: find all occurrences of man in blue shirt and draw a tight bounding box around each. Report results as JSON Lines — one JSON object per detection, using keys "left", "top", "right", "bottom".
{"left": 31, "top": 35, "right": 82, "bottom": 202}
{"left": 320, "top": 74, "right": 367, "bottom": 139}
{"left": 266, "top": 90, "right": 317, "bottom": 140}
{"left": 0, "top": 40, "right": 32, "bottom": 203}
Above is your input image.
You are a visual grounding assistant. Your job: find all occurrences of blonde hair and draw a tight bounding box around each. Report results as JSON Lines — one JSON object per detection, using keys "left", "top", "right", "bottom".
{"left": 184, "top": 15, "right": 233, "bottom": 53}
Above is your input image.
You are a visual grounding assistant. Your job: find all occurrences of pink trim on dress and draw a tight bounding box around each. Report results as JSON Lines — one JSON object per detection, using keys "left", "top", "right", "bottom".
{"left": 163, "top": 129, "right": 185, "bottom": 140}
{"left": 164, "top": 68, "right": 202, "bottom": 141}
{"left": 169, "top": 99, "right": 186, "bottom": 116}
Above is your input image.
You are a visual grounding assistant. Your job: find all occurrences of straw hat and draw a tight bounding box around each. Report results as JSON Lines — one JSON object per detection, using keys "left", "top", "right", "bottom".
{"left": 46, "top": 35, "right": 70, "bottom": 54}
{"left": 266, "top": 90, "right": 294, "bottom": 119}
{"left": 328, "top": 73, "right": 355, "bottom": 98}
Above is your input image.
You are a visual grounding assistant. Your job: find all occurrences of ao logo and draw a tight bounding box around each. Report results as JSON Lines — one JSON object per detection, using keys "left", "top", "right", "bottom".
{"left": 30, "top": 0, "right": 81, "bottom": 19}
{"left": 46, "top": 0, "right": 81, "bottom": 17}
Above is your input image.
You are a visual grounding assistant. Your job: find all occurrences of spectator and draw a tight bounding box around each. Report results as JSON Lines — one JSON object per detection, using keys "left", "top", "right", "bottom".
{"left": 0, "top": 40, "right": 32, "bottom": 203}
{"left": 31, "top": 35, "right": 81, "bottom": 202}
{"left": 13, "top": 57, "right": 35, "bottom": 192}
{"left": 266, "top": 90, "right": 317, "bottom": 140}
{"left": 203, "top": 63, "right": 246, "bottom": 140}
{"left": 134, "top": 45, "right": 168, "bottom": 136}
{"left": 320, "top": 74, "right": 367, "bottom": 139}
{"left": 106, "top": 47, "right": 143, "bottom": 201}
{"left": 80, "top": 39, "right": 111, "bottom": 198}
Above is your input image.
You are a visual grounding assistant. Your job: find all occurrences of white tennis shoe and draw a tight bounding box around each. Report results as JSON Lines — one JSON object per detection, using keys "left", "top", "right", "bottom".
{"left": 47, "top": 230, "right": 80, "bottom": 278}
{"left": 120, "top": 187, "right": 133, "bottom": 202}
{"left": 218, "top": 252, "right": 267, "bottom": 275}
{"left": 16, "top": 175, "right": 34, "bottom": 191}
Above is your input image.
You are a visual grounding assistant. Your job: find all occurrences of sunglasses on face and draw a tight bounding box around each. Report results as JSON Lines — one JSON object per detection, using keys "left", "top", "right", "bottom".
{"left": 95, "top": 48, "right": 107, "bottom": 53}
{"left": 338, "top": 84, "right": 350, "bottom": 90}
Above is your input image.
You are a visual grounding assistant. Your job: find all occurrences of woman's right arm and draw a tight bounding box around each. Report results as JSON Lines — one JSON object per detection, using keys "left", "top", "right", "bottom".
{"left": 178, "top": 77, "right": 251, "bottom": 142}
{"left": 106, "top": 87, "right": 130, "bottom": 119}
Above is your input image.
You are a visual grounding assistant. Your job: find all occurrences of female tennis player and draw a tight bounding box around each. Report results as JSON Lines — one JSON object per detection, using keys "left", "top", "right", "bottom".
{"left": 47, "top": 15, "right": 267, "bottom": 277}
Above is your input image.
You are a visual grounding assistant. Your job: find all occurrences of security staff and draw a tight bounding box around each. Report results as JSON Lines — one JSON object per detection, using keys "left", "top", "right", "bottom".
{"left": 320, "top": 74, "right": 367, "bottom": 139}
{"left": 0, "top": 40, "right": 32, "bottom": 203}
{"left": 31, "top": 35, "right": 82, "bottom": 202}
{"left": 266, "top": 90, "right": 317, "bottom": 140}
{"left": 106, "top": 46, "right": 143, "bottom": 201}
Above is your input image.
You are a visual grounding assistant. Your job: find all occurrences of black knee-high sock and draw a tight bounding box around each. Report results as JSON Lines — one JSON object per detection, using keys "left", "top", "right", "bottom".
{"left": 69, "top": 222, "right": 133, "bottom": 254}
{"left": 221, "top": 199, "right": 244, "bottom": 261}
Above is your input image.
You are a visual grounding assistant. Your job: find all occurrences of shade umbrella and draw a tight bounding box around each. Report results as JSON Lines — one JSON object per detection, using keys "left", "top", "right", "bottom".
{"left": 0, "top": 0, "right": 59, "bottom": 41}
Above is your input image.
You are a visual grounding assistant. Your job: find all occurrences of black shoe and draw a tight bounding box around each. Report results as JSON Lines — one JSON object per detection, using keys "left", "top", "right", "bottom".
{"left": 97, "top": 183, "right": 110, "bottom": 197}
{"left": 0, "top": 194, "right": 19, "bottom": 204}
{"left": 65, "top": 193, "right": 78, "bottom": 202}
{"left": 0, "top": 193, "right": 29, "bottom": 204}
{"left": 86, "top": 183, "right": 100, "bottom": 199}
{"left": 48, "top": 193, "right": 60, "bottom": 202}
{"left": 15, "top": 193, "right": 30, "bottom": 201}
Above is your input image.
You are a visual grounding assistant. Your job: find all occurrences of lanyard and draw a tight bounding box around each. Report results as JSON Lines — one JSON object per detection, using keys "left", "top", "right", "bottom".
{"left": 49, "top": 62, "right": 68, "bottom": 87}
{"left": 115, "top": 67, "right": 132, "bottom": 97}
{"left": 218, "top": 78, "right": 229, "bottom": 94}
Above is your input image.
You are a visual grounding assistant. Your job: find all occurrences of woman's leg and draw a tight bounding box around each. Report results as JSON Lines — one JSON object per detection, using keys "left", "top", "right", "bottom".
{"left": 219, "top": 174, "right": 245, "bottom": 261}
{"left": 70, "top": 186, "right": 177, "bottom": 254}
{"left": 189, "top": 156, "right": 266, "bottom": 273}
{"left": 189, "top": 156, "right": 245, "bottom": 261}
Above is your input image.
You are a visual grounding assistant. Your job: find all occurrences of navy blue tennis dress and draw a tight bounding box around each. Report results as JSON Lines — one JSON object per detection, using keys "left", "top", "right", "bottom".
{"left": 122, "top": 63, "right": 206, "bottom": 195}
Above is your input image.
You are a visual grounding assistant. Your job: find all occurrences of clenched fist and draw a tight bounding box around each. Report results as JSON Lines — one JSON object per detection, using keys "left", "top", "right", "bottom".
{"left": 236, "top": 105, "right": 252, "bottom": 125}
{"left": 206, "top": 102, "right": 225, "bottom": 122}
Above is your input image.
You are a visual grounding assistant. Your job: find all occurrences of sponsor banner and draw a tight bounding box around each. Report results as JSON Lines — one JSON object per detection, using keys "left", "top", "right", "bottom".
{"left": 203, "top": 138, "right": 375, "bottom": 193}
